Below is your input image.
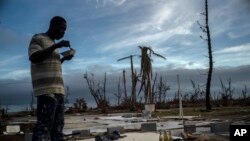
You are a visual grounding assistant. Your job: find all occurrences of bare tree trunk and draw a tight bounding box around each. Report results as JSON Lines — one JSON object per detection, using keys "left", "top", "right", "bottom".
{"left": 151, "top": 73, "right": 157, "bottom": 103}
{"left": 122, "top": 70, "right": 127, "bottom": 99}
{"left": 103, "top": 73, "right": 107, "bottom": 104}
{"left": 204, "top": 0, "right": 213, "bottom": 111}
{"left": 146, "top": 75, "right": 151, "bottom": 104}
{"left": 102, "top": 72, "right": 107, "bottom": 113}
{"left": 158, "top": 76, "right": 163, "bottom": 103}
{"left": 177, "top": 75, "right": 183, "bottom": 120}
{"left": 117, "top": 77, "right": 122, "bottom": 105}
{"left": 130, "top": 56, "right": 137, "bottom": 106}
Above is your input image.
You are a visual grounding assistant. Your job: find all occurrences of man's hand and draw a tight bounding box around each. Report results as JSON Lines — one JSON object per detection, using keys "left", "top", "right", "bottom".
{"left": 55, "top": 40, "right": 70, "bottom": 48}
{"left": 63, "top": 55, "right": 74, "bottom": 60}
{"left": 30, "top": 40, "right": 70, "bottom": 64}
{"left": 61, "top": 55, "right": 74, "bottom": 63}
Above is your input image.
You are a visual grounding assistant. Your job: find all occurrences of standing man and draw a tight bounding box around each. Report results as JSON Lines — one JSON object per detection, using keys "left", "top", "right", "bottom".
{"left": 28, "top": 16, "right": 73, "bottom": 141}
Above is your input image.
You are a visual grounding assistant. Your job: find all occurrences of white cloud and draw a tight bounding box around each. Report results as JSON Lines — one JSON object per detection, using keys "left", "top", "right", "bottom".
{"left": 152, "top": 3, "right": 174, "bottom": 30}
{"left": 0, "top": 55, "right": 24, "bottom": 67}
{"left": 215, "top": 43, "right": 250, "bottom": 54}
{"left": 214, "top": 43, "right": 250, "bottom": 67}
{"left": 101, "top": 31, "right": 169, "bottom": 51}
{"left": 108, "top": 0, "right": 126, "bottom": 6}
{"left": 0, "top": 69, "right": 30, "bottom": 80}
{"left": 99, "top": 0, "right": 196, "bottom": 53}
{"left": 62, "top": 56, "right": 113, "bottom": 72}
{"left": 166, "top": 56, "right": 207, "bottom": 70}
{"left": 94, "top": 0, "right": 126, "bottom": 8}
{"left": 102, "top": 22, "right": 194, "bottom": 52}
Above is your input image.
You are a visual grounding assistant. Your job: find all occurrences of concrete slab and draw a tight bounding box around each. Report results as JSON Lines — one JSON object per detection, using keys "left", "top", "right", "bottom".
{"left": 78, "top": 132, "right": 183, "bottom": 141}
{"left": 210, "top": 122, "right": 230, "bottom": 133}
{"left": 184, "top": 124, "right": 196, "bottom": 133}
{"left": 78, "top": 132, "right": 159, "bottom": 141}
{"left": 141, "top": 123, "right": 157, "bottom": 131}
{"left": 161, "top": 116, "right": 198, "bottom": 120}
{"left": 107, "top": 126, "right": 125, "bottom": 134}
{"left": 72, "top": 129, "right": 90, "bottom": 137}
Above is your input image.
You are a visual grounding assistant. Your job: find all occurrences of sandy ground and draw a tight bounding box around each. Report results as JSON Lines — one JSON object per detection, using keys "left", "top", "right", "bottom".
{"left": 78, "top": 132, "right": 228, "bottom": 141}
{"left": 79, "top": 132, "right": 160, "bottom": 141}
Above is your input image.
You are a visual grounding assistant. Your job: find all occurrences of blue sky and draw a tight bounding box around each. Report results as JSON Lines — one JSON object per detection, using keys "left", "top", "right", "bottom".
{"left": 0, "top": 0, "right": 250, "bottom": 106}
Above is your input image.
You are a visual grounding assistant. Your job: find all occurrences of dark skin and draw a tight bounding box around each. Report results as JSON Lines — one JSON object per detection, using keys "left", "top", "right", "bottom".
{"left": 29, "top": 21, "right": 73, "bottom": 64}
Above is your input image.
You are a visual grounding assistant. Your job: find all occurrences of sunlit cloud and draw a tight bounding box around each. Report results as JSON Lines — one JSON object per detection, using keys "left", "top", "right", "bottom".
{"left": 94, "top": 0, "right": 127, "bottom": 8}
{"left": 0, "top": 55, "right": 24, "bottom": 67}
{"left": 0, "top": 69, "right": 30, "bottom": 80}
{"left": 215, "top": 43, "right": 250, "bottom": 54}
{"left": 152, "top": 3, "right": 174, "bottom": 30}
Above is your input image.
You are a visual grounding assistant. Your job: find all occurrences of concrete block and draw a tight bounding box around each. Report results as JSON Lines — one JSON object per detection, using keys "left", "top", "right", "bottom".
{"left": 72, "top": 129, "right": 90, "bottom": 137}
{"left": 210, "top": 122, "right": 230, "bottom": 133}
{"left": 107, "top": 126, "right": 125, "bottom": 134}
{"left": 122, "top": 114, "right": 133, "bottom": 118}
{"left": 6, "top": 125, "right": 20, "bottom": 133}
{"left": 184, "top": 124, "right": 196, "bottom": 133}
{"left": 141, "top": 122, "right": 157, "bottom": 131}
{"left": 25, "top": 133, "right": 32, "bottom": 141}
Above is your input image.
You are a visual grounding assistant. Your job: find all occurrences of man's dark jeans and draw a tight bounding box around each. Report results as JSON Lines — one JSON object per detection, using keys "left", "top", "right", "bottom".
{"left": 32, "top": 94, "right": 64, "bottom": 141}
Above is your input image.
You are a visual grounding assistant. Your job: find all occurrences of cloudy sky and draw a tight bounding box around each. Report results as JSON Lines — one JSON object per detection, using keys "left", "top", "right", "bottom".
{"left": 0, "top": 0, "right": 250, "bottom": 107}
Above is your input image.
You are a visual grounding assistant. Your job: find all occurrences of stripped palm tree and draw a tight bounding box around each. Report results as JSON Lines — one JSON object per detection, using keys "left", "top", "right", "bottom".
{"left": 138, "top": 46, "right": 166, "bottom": 104}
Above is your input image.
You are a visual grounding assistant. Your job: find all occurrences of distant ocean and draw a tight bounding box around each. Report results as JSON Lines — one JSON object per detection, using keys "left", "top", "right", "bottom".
{"left": 1, "top": 104, "right": 31, "bottom": 113}
{"left": 0, "top": 93, "right": 99, "bottom": 113}
{"left": 2, "top": 102, "right": 97, "bottom": 113}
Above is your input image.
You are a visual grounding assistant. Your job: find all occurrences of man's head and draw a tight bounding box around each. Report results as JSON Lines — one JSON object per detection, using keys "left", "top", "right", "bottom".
{"left": 48, "top": 16, "right": 67, "bottom": 40}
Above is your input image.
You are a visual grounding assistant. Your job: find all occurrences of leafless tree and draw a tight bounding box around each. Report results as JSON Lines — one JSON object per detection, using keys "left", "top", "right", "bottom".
{"left": 190, "top": 80, "right": 204, "bottom": 111}
{"left": 122, "top": 70, "right": 127, "bottom": 99}
{"left": 74, "top": 98, "right": 87, "bottom": 112}
{"left": 113, "top": 77, "right": 122, "bottom": 106}
{"left": 241, "top": 85, "right": 249, "bottom": 105}
{"left": 152, "top": 73, "right": 158, "bottom": 103}
{"left": 84, "top": 72, "right": 109, "bottom": 111}
{"left": 242, "top": 85, "right": 248, "bottom": 99}
{"left": 219, "top": 78, "right": 234, "bottom": 106}
{"left": 152, "top": 73, "right": 171, "bottom": 104}
{"left": 156, "top": 76, "right": 170, "bottom": 103}
{"left": 198, "top": 0, "right": 213, "bottom": 111}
